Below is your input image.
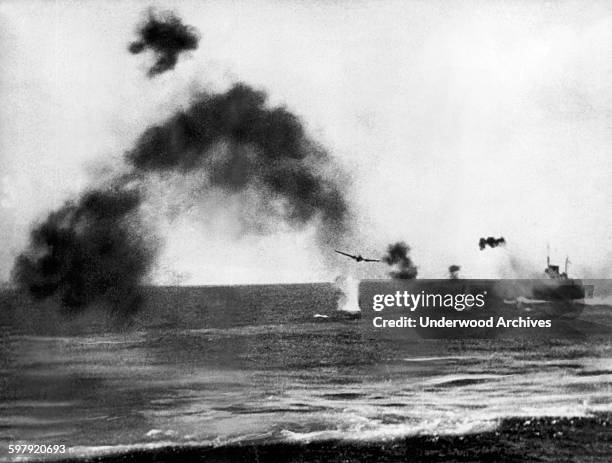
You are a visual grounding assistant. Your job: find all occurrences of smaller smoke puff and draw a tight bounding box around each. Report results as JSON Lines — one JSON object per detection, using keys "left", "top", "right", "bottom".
{"left": 129, "top": 9, "right": 199, "bottom": 77}
{"left": 479, "top": 236, "right": 506, "bottom": 250}
{"left": 383, "top": 242, "right": 418, "bottom": 279}
{"left": 449, "top": 265, "right": 461, "bottom": 279}
{"left": 12, "top": 183, "right": 156, "bottom": 315}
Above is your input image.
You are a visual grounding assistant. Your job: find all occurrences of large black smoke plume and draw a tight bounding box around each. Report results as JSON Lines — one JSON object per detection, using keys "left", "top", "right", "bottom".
{"left": 129, "top": 9, "right": 200, "bottom": 77}
{"left": 383, "top": 242, "right": 418, "bottom": 279}
{"left": 13, "top": 10, "right": 352, "bottom": 316}
{"left": 13, "top": 83, "right": 351, "bottom": 314}
{"left": 13, "top": 83, "right": 350, "bottom": 314}
{"left": 12, "top": 179, "right": 156, "bottom": 315}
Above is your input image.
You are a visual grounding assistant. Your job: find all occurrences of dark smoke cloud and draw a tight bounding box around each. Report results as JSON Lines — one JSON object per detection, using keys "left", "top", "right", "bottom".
{"left": 12, "top": 180, "right": 156, "bottom": 315}
{"left": 13, "top": 9, "right": 351, "bottom": 316}
{"left": 129, "top": 9, "right": 200, "bottom": 77}
{"left": 13, "top": 84, "right": 351, "bottom": 314}
{"left": 449, "top": 264, "right": 460, "bottom": 279}
{"left": 382, "top": 242, "right": 418, "bottom": 279}
{"left": 479, "top": 236, "right": 506, "bottom": 250}
{"left": 127, "top": 83, "right": 349, "bottom": 237}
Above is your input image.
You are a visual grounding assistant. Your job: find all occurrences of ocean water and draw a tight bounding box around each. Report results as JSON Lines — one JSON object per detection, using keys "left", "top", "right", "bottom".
{"left": 1, "top": 284, "right": 611, "bottom": 461}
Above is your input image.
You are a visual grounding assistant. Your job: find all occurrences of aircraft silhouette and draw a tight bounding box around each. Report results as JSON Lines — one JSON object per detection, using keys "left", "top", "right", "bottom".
{"left": 334, "top": 250, "right": 380, "bottom": 262}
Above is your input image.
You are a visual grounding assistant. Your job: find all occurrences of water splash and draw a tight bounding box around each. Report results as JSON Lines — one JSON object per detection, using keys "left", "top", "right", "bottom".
{"left": 334, "top": 275, "right": 360, "bottom": 313}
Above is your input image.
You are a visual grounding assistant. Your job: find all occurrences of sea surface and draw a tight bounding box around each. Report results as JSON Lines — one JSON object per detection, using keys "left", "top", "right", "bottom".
{"left": 1, "top": 284, "right": 611, "bottom": 461}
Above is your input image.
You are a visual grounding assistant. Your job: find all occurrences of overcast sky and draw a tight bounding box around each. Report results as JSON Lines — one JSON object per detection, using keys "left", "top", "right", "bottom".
{"left": 1, "top": 0, "right": 611, "bottom": 284}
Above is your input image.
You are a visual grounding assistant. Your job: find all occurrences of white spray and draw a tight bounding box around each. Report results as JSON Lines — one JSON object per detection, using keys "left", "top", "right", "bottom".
{"left": 334, "top": 274, "right": 361, "bottom": 313}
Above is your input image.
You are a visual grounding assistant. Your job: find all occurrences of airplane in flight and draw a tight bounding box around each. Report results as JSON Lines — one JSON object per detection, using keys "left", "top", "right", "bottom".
{"left": 334, "top": 250, "right": 380, "bottom": 262}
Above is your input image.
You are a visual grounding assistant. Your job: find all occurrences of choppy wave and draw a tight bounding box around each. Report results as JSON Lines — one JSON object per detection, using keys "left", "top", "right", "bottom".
{"left": 279, "top": 417, "right": 498, "bottom": 443}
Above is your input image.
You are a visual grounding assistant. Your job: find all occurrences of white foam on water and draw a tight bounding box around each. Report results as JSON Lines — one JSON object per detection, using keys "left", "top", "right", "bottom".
{"left": 68, "top": 441, "right": 183, "bottom": 458}
{"left": 279, "top": 416, "right": 498, "bottom": 443}
{"left": 64, "top": 431, "right": 275, "bottom": 460}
